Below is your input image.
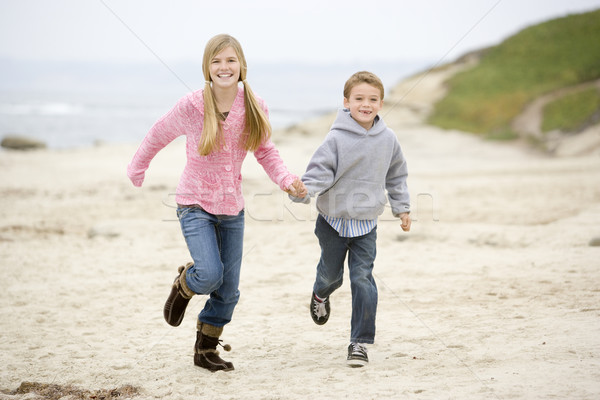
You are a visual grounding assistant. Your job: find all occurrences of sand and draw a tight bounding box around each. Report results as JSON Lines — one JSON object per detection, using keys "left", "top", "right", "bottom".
{"left": 1, "top": 66, "right": 600, "bottom": 400}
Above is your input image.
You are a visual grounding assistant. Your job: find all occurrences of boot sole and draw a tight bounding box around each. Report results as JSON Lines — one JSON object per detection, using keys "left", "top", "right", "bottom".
{"left": 194, "top": 353, "right": 234, "bottom": 372}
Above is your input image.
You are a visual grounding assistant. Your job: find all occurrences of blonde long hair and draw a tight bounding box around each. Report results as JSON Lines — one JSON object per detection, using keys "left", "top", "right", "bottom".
{"left": 199, "top": 34, "right": 272, "bottom": 156}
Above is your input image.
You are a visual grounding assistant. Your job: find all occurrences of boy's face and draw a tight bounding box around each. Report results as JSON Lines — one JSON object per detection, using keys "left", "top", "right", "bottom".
{"left": 343, "top": 83, "right": 383, "bottom": 130}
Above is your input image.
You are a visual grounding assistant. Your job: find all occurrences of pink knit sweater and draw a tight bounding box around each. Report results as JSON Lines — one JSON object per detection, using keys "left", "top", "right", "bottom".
{"left": 127, "top": 87, "right": 297, "bottom": 215}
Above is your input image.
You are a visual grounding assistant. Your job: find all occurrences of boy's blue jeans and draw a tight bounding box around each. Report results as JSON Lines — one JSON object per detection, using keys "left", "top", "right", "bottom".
{"left": 177, "top": 206, "right": 244, "bottom": 328}
{"left": 313, "top": 215, "right": 378, "bottom": 344}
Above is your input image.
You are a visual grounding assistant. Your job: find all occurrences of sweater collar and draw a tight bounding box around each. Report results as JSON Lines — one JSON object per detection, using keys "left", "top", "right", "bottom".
{"left": 190, "top": 85, "right": 245, "bottom": 116}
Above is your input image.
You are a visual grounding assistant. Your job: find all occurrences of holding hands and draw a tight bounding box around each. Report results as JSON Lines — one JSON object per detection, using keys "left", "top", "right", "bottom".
{"left": 285, "top": 178, "right": 308, "bottom": 198}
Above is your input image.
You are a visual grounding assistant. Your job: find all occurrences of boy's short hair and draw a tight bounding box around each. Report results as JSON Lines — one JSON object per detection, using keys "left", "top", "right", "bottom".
{"left": 343, "top": 71, "right": 385, "bottom": 100}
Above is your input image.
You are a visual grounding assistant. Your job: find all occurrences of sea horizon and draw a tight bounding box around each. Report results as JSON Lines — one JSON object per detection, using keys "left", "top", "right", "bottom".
{"left": 0, "top": 58, "right": 433, "bottom": 149}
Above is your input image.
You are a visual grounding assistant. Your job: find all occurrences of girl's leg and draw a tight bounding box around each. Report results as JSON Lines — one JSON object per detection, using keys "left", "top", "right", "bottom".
{"left": 347, "top": 227, "right": 378, "bottom": 344}
{"left": 176, "top": 207, "right": 243, "bottom": 372}
{"left": 178, "top": 207, "right": 225, "bottom": 296}
{"left": 313, "top": 215, "right": 347, "bottom": 298}
{"left": 164, "top": 207, "right": 224, "bottom": 327}
{"left": 197, "top": 210, "right": 245, "bottom": 327}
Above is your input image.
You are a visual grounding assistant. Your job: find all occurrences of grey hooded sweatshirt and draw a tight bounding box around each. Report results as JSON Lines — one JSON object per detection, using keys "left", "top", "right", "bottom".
{"left": 294, "top": 108, "right": 410, "bottom": 220}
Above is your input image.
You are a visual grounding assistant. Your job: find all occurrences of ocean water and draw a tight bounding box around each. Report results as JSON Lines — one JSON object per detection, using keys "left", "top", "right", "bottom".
{"left": 0, "top": 60, "right": 429, "bottom": 149}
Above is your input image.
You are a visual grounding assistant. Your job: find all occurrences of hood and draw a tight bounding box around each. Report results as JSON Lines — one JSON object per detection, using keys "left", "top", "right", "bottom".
{"left": 330, "top": 108, "right": 386, "bottom": 136}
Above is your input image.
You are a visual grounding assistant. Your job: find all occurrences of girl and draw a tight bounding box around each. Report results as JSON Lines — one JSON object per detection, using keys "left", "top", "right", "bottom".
{"left": 127, "top": 34, "right": 306, "bottom": 372}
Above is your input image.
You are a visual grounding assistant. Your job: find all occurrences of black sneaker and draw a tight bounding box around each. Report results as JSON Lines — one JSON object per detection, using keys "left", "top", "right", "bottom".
{"left": 346, "top": 343, "right": 368, "bottom": 367}
{"left": 310, "top": 292, "right": 330, "bottom": 325}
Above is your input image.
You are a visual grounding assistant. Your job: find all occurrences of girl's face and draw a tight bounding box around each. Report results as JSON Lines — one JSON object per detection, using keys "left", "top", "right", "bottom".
{"left": 209, "top": 46, "right": 241, "bottom": 91}
{"left": 343, "top": 83, "right": 383, "bottom": 130}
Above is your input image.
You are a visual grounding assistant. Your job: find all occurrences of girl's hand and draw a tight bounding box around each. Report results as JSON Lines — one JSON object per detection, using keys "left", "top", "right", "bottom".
{"left": 399, "top": 213, "right": 411, "bottom": 232}
{"left": 285, "top": 178, "right": 307, "bottom": 198}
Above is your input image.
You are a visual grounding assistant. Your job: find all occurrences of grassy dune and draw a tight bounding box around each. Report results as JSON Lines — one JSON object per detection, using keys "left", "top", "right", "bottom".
{"left": 428, "top": 9, "right": 600, "bottom": 139}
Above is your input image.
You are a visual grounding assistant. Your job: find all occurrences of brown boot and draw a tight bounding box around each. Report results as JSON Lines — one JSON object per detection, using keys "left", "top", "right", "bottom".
{"left": 163, "top": 262, "right": 195, "bottom": 327}
{"left": 194, "top": 322, "right": 234, "bottom": 372}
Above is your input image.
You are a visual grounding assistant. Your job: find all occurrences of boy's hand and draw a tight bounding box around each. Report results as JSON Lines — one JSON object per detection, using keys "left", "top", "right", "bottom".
{"left": 399, "top": 213, "right": 411, "bottom": 232}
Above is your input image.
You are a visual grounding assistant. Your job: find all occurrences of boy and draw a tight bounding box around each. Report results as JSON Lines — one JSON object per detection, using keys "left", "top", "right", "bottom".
{"left": 291, "top": 71, "right": 411, "bottom": 367}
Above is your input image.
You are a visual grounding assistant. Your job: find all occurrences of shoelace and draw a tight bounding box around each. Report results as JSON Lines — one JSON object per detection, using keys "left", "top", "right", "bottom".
{"left": 313, "top": 299, "right": 328, "bottom": 318}
{"left": 350, "top": 343, "right": 367, "bottom": 355}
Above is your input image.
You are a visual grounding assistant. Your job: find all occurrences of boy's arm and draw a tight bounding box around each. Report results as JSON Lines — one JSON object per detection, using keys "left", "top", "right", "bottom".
{"left": 386, "top": 139, "right": 411, "bottom": 216}
{"left": 289, "top": 136, "right": 338, "bottom": 203}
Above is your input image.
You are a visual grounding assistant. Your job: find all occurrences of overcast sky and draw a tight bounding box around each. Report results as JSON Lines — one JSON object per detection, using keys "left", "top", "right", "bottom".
{"left": 1, "top": 0, "right": 599, "bottom": 66}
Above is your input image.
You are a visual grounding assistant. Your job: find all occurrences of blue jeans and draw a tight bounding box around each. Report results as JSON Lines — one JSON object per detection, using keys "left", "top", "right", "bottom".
{"left": 313, "top": 215, "right": 378, "bottom": 344}
{"left": 177, "top": 206, "right": 245, "bottom": 327}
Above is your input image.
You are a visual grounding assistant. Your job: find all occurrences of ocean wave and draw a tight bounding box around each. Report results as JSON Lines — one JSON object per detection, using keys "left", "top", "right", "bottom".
{"left": 0, "top": 101, "right": 85, "bottom": 116}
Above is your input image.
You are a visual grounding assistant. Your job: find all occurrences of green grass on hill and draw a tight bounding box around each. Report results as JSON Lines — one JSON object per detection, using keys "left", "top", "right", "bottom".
{"left": 428, "top": 9, "right": 600, "bottom": 138}
{"left": 542, "top": 87, "right": 600, "bottom": 133}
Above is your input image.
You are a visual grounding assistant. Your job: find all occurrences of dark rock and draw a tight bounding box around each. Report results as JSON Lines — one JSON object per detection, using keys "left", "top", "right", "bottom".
{"left": 1, "top": 135, "right": 47, "bottom": 150}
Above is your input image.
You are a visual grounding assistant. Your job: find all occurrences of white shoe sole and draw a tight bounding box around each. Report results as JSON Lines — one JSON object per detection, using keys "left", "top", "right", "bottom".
{"left": 346, "top": 358, "right": 368, "bottom": 368}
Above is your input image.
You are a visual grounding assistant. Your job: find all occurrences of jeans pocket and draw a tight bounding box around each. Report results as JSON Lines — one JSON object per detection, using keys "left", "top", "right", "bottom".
{"left": 176, "top": 207, "right": 191, "bottom": 220}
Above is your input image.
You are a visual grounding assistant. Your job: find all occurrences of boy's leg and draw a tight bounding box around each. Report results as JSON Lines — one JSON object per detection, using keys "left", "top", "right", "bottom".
{"left": 347, "top": 226, "right": 378, "bottom": 345}
{"left": 313, "top": 215, "right": 347, "bottom": 298}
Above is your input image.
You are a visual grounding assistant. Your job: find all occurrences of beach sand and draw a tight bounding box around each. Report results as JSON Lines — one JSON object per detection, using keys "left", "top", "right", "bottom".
{"left": 1, "top": 66, "right": 600, "bottom": 400}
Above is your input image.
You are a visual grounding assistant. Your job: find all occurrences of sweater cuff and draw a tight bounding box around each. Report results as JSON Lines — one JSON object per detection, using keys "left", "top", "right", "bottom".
{"left": 280, "top": 174, "right": 297, "bottom": 191}
{"left": 130, "top": 177, "right": 144, "bottom": 187}
{"left": 127, "top": 165, "right": 145, "bottom": 187}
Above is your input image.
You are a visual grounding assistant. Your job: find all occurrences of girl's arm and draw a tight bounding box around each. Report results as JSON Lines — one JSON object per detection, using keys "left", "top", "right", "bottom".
{"left": 253, "top": 139, "right": 298, "bottom": 191}
{"left": 127, "top": 96, "right": 192, "bottom": 187}
{"left": 251, "top": 101, "right": 299, "bottom": 191}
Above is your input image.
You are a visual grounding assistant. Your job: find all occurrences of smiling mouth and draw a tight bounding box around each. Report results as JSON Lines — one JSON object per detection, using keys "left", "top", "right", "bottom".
{"left": 218, "top": 73, "right": 234, "bottom": 78}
